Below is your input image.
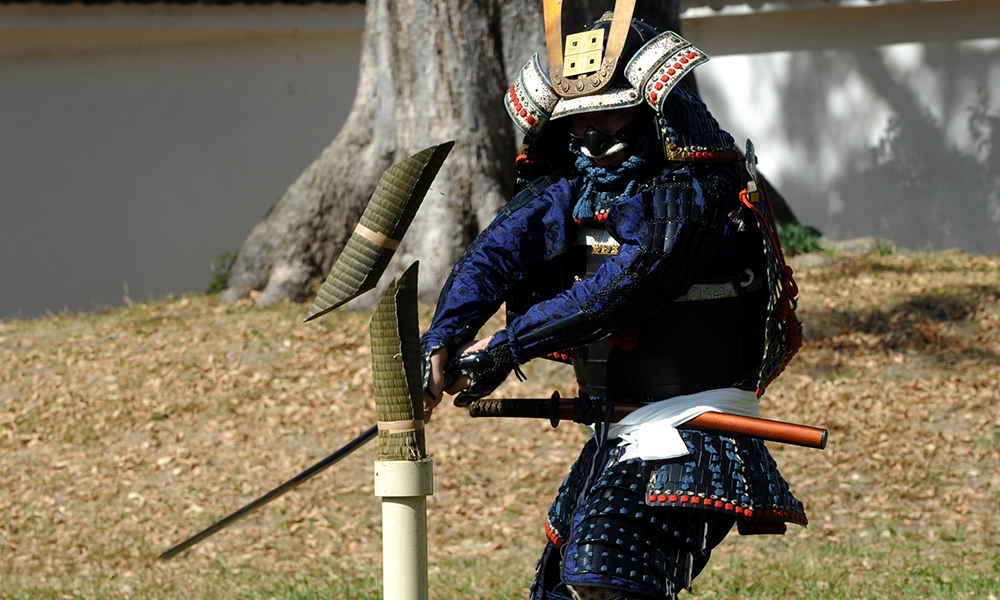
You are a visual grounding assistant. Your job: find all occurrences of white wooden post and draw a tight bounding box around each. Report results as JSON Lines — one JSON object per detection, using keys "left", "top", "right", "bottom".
{"left": 374, "top": 459, "right": 433, "bottom": 600}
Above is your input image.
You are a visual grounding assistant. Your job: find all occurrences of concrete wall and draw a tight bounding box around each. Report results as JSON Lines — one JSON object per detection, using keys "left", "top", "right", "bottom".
{"left": 0, "top": 4, "right": 363, "bottom": 319}
{"left": 685, "top": 0, "right": 1000, "bottom": 253}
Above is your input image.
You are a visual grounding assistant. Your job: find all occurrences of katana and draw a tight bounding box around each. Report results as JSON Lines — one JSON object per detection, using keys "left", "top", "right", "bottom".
{"left": 160, "top": 391, "right": 826, "bottom": 559}
{"left": 466, "top": 392, "right": 828, "bottom": 450}
{"left": 158, "top": 425, "right": 377, "bottom": 560}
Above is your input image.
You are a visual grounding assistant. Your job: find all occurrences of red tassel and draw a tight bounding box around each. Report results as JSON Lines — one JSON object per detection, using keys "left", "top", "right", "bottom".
{"left": 776, "top": 296, "right": 791, "bottom": 322}
{"left": 788, "top": 318, "right": 803, "bottom": 353}
{"left": 607, "top": 323, "right": 640, "bottom": 350}
{"left": 783, "top": 265, "right": 799, "bottom": 298}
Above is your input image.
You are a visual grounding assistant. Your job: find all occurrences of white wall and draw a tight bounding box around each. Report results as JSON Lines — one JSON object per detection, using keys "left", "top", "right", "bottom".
{"left": 685, "top": 0, "right": 1000, "bottom": 252}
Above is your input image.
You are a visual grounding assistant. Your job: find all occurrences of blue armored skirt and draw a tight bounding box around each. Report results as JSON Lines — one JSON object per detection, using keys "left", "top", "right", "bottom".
{"left": 532, "top": 431, "right": 806, "bottom": 600}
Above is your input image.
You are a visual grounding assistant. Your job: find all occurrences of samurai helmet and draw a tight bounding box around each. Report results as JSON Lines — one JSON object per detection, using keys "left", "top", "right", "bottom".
{"left": 505, "top": 1, "right": 710, "bottom": 138}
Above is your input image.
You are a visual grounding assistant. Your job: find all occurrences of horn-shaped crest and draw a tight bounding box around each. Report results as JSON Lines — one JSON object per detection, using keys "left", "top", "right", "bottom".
{"left": 543, "top": 0, "right": 637, "bottom": 99}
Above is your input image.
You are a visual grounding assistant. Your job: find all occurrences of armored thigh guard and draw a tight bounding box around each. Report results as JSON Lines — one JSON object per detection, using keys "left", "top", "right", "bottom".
{"left": 534, "top": 432, "right": 805, "bottom": 600}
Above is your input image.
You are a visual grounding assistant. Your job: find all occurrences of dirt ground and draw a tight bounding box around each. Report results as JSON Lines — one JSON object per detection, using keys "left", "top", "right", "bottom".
{"left": 2, "top": 248, "right": 998, "bottom": 599}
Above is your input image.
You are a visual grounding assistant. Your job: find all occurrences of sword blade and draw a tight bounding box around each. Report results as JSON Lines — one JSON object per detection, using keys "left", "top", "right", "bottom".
{"left": 159, "top": 425, "right": 378, "bottom": 560}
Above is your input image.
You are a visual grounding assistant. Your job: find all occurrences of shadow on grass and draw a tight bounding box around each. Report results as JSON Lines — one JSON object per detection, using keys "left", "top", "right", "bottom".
{"left": 799, "top": 284, "right": 1000, "bottom": 361}
{"left": 794, "top": 253, "right": 995, "bottom": 287}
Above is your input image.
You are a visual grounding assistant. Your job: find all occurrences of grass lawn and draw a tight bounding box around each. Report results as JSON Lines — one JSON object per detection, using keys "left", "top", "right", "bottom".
{"left": 2, "top": 248, "right": 998, "bottom": 599}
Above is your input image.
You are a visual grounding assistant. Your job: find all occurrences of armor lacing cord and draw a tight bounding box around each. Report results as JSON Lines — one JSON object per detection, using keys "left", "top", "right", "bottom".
{"left": 570, "top": 131, "right": 657, "bottom": 222}
{"left": 738, "top": 171, "right": 803, "bottom": 395}
{"left": 506, "top": 329, "right": 528, "bottom": 382}
{"left": 564, "top": 396, "right": 619, "bottom": 589}
{"left": 577, "top": 395, "right": 617, "bottom": 521}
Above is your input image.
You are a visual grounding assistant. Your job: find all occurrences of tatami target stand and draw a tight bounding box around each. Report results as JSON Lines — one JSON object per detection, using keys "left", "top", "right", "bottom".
{"left": 370, "top": 264, "right": 433, "bottom": 600}
{"left": 156, "top": 145, "right": 453, "bottom": 599}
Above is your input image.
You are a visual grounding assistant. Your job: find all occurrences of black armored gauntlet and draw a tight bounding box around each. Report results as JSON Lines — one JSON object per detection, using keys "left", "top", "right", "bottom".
{"left": 449, "top": 340, "right": 517, "bottom": 407}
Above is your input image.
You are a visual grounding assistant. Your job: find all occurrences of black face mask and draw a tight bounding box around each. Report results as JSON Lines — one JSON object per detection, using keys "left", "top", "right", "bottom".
{"left": 573, "top": 113, "right": 649, "bottom": 159}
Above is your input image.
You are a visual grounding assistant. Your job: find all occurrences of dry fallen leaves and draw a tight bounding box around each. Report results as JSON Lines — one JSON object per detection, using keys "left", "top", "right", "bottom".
{"left": 1, "top": 249, "right": 998, "bottom": 598}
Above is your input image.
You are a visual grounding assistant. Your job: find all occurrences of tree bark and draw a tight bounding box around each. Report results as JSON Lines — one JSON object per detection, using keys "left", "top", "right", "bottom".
{"left": 223, "top": 0, "right": 796, "bottom": 308}
{"left": 225, "top": 0, "right": 536, "bottom": 307}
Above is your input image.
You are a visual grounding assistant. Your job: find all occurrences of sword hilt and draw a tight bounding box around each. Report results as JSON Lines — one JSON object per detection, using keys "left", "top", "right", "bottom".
{"left": 466, "top": 392, "right": 562, "bottom": 428}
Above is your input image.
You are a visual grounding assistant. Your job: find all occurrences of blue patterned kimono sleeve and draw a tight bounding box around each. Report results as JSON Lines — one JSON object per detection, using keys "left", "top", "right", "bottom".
{"left": 494, "top": 163, "right": 743, "bottom": 361}
{"left": 419, "top": 176, "right": 576, "bottom": 359}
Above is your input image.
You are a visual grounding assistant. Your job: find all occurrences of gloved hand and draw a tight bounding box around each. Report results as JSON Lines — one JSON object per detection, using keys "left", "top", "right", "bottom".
{"left": 449, "top": 339, "right": 517, "bottom": 407}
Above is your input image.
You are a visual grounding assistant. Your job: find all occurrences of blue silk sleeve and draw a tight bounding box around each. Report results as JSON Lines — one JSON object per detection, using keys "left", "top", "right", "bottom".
{"left": 495, "top": 163, "right": 744, "bottom": 360}
{"left": 420, "top": 162, "right": 744, "bottom": 367}
{"left": 419, "top": 176, "right": 576, "bottom": 358}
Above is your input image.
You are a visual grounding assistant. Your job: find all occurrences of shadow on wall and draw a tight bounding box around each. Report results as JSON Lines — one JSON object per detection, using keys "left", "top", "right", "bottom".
{"left": 699, "top": 40, "right": 1000, "bottom": 254}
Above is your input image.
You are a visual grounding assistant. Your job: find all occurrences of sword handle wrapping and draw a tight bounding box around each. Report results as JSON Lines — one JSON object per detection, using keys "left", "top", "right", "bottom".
{"left": 467, "top": 392, "right": 562, "bottom": 428}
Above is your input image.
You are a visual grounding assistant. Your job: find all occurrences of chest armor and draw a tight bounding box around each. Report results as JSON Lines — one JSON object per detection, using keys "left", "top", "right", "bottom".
{"left": 508, "top": 220, "right": 767, "bottom": 399}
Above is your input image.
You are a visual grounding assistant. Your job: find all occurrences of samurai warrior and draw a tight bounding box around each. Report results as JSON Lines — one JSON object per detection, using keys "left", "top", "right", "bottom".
{"left": 421, "top": 6, "right": 806, "bottom": 600}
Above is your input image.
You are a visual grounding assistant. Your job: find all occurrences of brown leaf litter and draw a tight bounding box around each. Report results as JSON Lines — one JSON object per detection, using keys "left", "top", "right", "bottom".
{"left": 1, "top": 249, "right": 998, "bottom": 598}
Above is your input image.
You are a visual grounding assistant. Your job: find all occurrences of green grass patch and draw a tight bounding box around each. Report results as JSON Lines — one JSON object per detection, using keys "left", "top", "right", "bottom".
{"left": 778, "top": 223, "right": 822, "bottom": 256}
{"left": 694, "top": 536, "right": 1000, "bottom": 599}
{"left": 3, "top": 250, "right": 998, "bottom": 600}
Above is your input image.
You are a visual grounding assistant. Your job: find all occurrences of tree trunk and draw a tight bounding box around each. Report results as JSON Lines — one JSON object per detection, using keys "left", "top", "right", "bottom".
{"left": 223, "top": 0, "right": 798, "bottom": 308}
{"left": 224, "top": 0, "right": 519, "bottom": 307}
